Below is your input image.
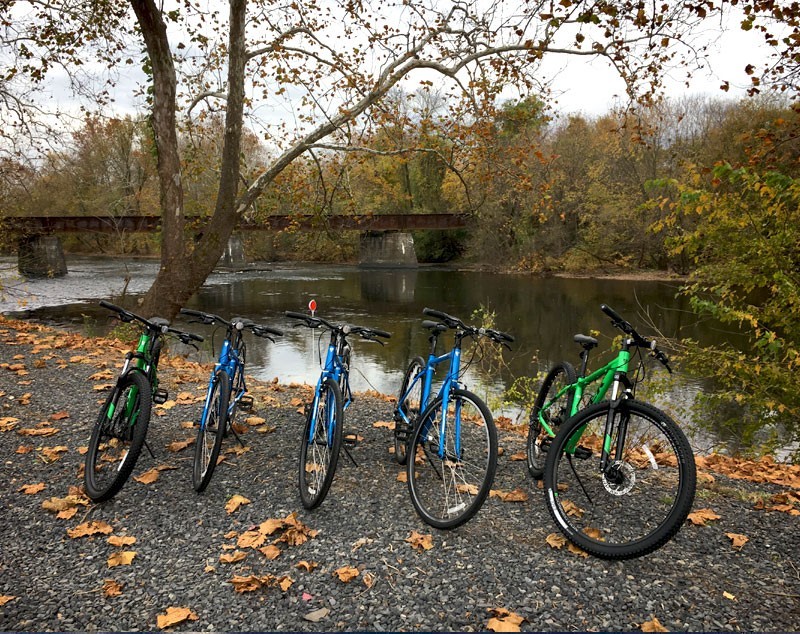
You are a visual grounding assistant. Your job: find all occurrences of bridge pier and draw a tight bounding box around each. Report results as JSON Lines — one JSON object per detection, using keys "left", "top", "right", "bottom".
{"left": 358, "top": 232, "right": 417, "bottom": 268}
{"left": 18, "top": 235, "right": 67, "bottom": 278}
{"left": 218, "top": 233, "right": 247, "bottom": 268}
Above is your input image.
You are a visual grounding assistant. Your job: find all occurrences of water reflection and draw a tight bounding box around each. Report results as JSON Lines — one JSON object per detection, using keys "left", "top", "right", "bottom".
{"left": 2, "top": 257, "right": 745, "bottom": 417}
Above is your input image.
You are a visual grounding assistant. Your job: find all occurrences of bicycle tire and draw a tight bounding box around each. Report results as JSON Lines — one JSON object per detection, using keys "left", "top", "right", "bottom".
{"left": 543, "top": 399, "right": 696, "bottom": 559}
{"left": 299, "top": 377, "right": 343, "bottom": 509}
{"left": 395, "top": 356, "right": 425, "bottom": 465}
{"left": 84, "top": 370, "right": 152, "bottom": 502}
{"left": 527, "top": 362, "right": 577, "bottom": 480}
{"left": 407, "top": 388, "right": 497, "bottom": 529}
{"left": 193, "top": 370, "right": 230, "bottom": 493}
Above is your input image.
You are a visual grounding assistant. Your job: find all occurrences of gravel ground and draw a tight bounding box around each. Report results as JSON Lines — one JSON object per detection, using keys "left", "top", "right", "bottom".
{"left": 0, "top": 318, "right": 798, "bottom": 632}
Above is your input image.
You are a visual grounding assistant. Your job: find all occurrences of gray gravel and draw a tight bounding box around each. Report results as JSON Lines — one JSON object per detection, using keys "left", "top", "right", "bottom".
{"left": 0, "top": 320, "right": 798, "bottom": 632}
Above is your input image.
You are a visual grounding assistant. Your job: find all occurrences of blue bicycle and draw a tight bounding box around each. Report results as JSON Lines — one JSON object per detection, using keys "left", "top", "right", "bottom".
{"left": 180, "top": 309, "right": 283, "bottom": 493}
{"left": 286, "top": 310, "right": 391, "bottom": 509}
{"left": 396, "top": 308, "right": 514, "bottom": 529}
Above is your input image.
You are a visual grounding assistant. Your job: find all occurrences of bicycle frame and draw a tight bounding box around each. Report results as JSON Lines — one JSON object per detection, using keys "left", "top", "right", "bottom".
{"left": 198, "top": 332, "right": 247, "bottom": 431}
{"left": 307, "top": 330, "right": 351, "bottom": 446}
{"left": 111, "top": 330, "right": 157, "bottom": 424}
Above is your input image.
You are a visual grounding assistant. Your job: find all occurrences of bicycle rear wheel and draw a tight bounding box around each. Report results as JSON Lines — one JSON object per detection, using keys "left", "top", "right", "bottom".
{"left": 543, "top": 399, "right": 696, "bottom": 559}
{"left": 84, "top": 371, "right": 152, "bottom": 502}
{"left": 394, "top": 356, "right": 425, "bottom": 465}
{"left": 193, "top": 370, "right": 230, "bottom": 493}
{"left": 299, "top": 377, "right": 343, "bottom": 509}
{"left": 527, "top": 362, "right": 577, "bottom": 479}
{"left": 407, "top": 389, "right": 497, "bottom": 529}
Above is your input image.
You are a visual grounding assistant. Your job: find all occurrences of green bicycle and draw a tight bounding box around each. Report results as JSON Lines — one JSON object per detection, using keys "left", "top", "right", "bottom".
{"left": 533, "top": 304, "right": 696, "bottom": 559}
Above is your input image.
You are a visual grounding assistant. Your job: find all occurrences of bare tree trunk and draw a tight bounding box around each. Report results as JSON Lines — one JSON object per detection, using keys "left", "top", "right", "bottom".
{"left": 133, "top": 0, "right": 248, "bottom": 318}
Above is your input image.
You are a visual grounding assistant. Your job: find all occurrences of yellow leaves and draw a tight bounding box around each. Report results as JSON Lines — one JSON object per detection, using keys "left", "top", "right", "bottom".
{"left": 0, "top": 596, "right": 18, "bottom": 606}
{"left": 487, "top": 608, "right": 525, "bottom": 632}
{"left": 166, "top": 437, "right": 195, "bottom": 452}
{"left": 723, "top": 591, "right": 737, "bottom": 601}
{"left": 396, "top": 471, "right": 407, "bottom": 483}
{"left": 156, "top": 606, "right": 198, "bottom": 629}
{"left": 725, "top": 532, "right": 749, "bottom": 550}
{"left": 544, "top": 533, "right": 588, "bottom": 557}
{"left": 489, "top": 488, "right": 529, "bottom": 503}
{"left": 108, "top": 535, "right": 137, "bottom": 547}
{"left": 67, "top": 520, "right": 114, "bottom": 538}
{"left": 295, "top": 560, "right": 318, "bottom": 572}
{"left": 19, "top": 482, "right": 45, "bottom": 494}
{"left": 40, "top": 445, "right": 68, "bottom": 462}
{"left": 405, "top": 530, "right": 434, "bottom": 551}
{"left": 102, "top": 579, "right": 124, "bottom": 598}
{"left": 49, "top": 410, "right": 70, "bottom": 421}
{"left": 225, "top": 494, "right": 251, "bottom": 514}
{"left": 237, "top": 531, "right": 266, "bottom": 549}
{"left": 259, "top": 518, "right": 285, "bottom": 535}
{"left": 372, "top": 420, "right": 394, "bottom": 429}
{"left": 244, "top": 416, "right": 266, "bottom": 426}
{"left": 0, "top": 416, "right": 19, "bottom": 431}
{"left": 42, "top": 494, "right": 89, "bottom": 519}
{"left": 687, "top": 508, "right": 721, "bottom": 526}
{"left": 17, "top": 422, "right": 59, "bottom": 437}
{"left": 107, "top": 551, "right": 136, "bottom": 568}
{"left": 134, "top": 464, "right": 176, "bottom": 485}
{"left": 259, "top": 544, "right": 282, "bottom": 560}
{"left": 641, "top": 616, "right": 669, "bottom": 632}
{"left": 334, "top": 565, "right": 360, "bottom": 582}
{"left": 229, "top": 574, "right": 293, "bottom": 594}
{"left": 219, "top": 551, "right": 248, "bottom": 564}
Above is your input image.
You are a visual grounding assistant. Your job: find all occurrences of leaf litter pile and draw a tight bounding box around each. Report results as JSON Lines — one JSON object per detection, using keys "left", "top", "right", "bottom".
{"left": 1, "top": 316, "right": 799, "bottom": 632}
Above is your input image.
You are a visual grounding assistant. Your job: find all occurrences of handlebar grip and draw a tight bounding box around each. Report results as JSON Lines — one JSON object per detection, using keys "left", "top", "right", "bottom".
{"left": 422, "top": 307, "right": 450, "bottom": 321}
{"left": 180, "top": 308, "right": 205, "bottom": 317}
{"left": 370, "top": 328, "right": 392, "bottom": 339}
{"left": 100, "top": 300, "right": 124, "bottom": 313}
{"left": 188, "top": 333, "right": 204, "bottom": 342}
{"left": 257, "top": 326, "right": 284, "bottom": 337}
{"left": 285, "top": 311, "right": 309, "bottom": 320}
{"left": 495, "top": 330, "right": 515, "bottom": 343}
{"left": 600, "top": 304, "right": 625, "bottom": 324}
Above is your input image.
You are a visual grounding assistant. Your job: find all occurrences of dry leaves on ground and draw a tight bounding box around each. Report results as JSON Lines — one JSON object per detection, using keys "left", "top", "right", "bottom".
{"left": 156, "top": 606, "right": 198, "bottom": 630}
{"left": 102, "top": 579, "right": 124, "bottom": 598}
{"left": 107, "top": 551, "right": 136, "bottom": 568}
{"left": 225, "top": 494, "right": 251, "bottom": 514}
{"left": 687, "top": 508, "right": 721, "bottom": 526}
{"left": 334, "top": 565, "right": 360, "bottom": 582}
{"left": 19, "top": 482, "right": 45, "bottom": 494}
{"left": 405, "top": 530, "right": 434, "bottom": 551}
{"left": 725, "top": 532, "right": 749, "bottom": 550}
{"left": 487, "top": 607, "right": 525, "bottom": 632}
{"left": 67, "top": 520, "right": 114, "bottom": 539}
{"left": 108, "top": 535, "right": 137, "bottom": 547}
{"left": 641, "top": 616, "right": 669, "bottom": 632}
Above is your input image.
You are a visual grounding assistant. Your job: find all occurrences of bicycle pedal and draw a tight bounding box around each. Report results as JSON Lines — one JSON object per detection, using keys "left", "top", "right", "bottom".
{"left": 393, "top": 420, "right": 413, "bottom": 442}
{"left": 573, "top": 446, "right": 593, "bottom": 460}
{"left": 343, "top": 433, "right": 360, "bottom": 448}
{"left": 153, "top": 388, "right": 169, "bottom": 405}
{"left": 238, "top": 395, "right": 254, "bottom": 413}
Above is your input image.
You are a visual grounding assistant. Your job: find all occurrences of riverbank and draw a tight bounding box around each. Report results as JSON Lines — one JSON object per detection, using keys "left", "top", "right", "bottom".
{"left": 1, "top": 317, "right": 798, "bottom": 632}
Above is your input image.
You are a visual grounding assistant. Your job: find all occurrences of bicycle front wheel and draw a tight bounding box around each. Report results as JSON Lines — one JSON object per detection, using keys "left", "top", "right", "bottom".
{"left": 543, "top": 399, "right": 696, "bottom": 559}
{"left": 407, "top": 389, "right": 497, "bottom": 529}
{"left": 193, "top": 370, "right": 230, "bottom": 493}
{"left": 527, "top": 361, "right": 577, "bottom": 480}
{"left": 394, "top": 356, "right": 425, "bottom": 465}
{"left": 299, "top": 377, "right": 343, "bottom": 509}
{"left": 84, "top": 370, "right": 152, "bottom": 502}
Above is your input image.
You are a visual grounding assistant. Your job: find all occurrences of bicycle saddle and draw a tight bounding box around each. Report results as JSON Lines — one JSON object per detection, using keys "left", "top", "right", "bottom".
{"left": 574, "top": 334, "right": 598, "bottom": 349}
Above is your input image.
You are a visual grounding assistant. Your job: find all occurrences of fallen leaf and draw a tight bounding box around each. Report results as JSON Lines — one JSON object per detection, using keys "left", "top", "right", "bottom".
{"left": 687, "top": 508, "right": 721, "bottom": 526}
{"left": 303, "top": 607, "right": 330, "bottom": 623}
{"left": 295, "top": 560, "right": 319, "bottom": 572}
{"left": 372, "top": 420, "right": 394, "bottom": 429}
{"left": 15, "top": 445, "right": 32, "bottom": 454}
{"left": 107, "top": 551, "right": 136, "bottom": 567}
{"left": 405, "top": 530, "right": 434, "bottom": 551}
{"left": 225, "top": 494, "right": 251, "bottom": 514}
{"left": 156, "top": 606, "right": 199, "bottom": 629}
{"left": 40, "top": 446, "right": 68, "bottom": 462}
{"left": 725, "top": 532, "right": 749, "bottom": 550}
{"left": 487, "top": 607, "right": 525, "bottom": 632}
{"left": 134, "top": 468, "right": 162, "bottom": 485}
{"left": 566, "top": 542, "right": 589, "bottom": 557}
{"left": 58, "top": 507, "right": 78, "bottom": 520}
{"left": 49, "top": 411, "right": 70, "bottom": 421}
{"left": 259, "top": 544, "right": 281, "bottom": 560}
{"left": 723, "top": 591, "right": 737, "bottom": 601}
{"left": 102, "top": 579, "right": 124, "bottom": 597}
{"left": 0, "top": 417, "right": 20, "bottom": 432}
{"left": 0, "top": 596, "right": 17, "bottom": 606}
{"left": 19, "top": 482, "right": 45, "bottom": 495}
{"left": 351, "top": 537, "right": 373, "bottom": 552}
{"left": 641, "top": 617, "right": 669, "bottom": 632}
{"left": 278, "top": 576, "right": 293, "bottom": 592}
{"left": 108, "top": 535, "right": 137, "bottom": 547}
{"left": 67, "top": 521, "right": 114, "bottom": 538}
{"left": 509, "top": 451, "right": 526, "bottom": 461}
{"left": 17, "top": 423, "right": 59, "bottom": 437}
{"left": 396, "top": 471, "right": 408, "bottom": 483}
{"left": 219, "top": 551, "right": 248, "bottom": 564}
{"left": 156, "top": 399, "right": 177, "bottom": 410}
{"left": 545, "top": 533, "right": 567, "bottom": 549}
{"left": 237, "top": 530, "right": 266, "bottom": 549}
{"left": 42, "top": 495, "right": 88, "bottom": 514}
{"left": 362, "top": 571, "right": 376, "bottom": 589}
{"left": 334, "top": 565, "right": 360, "bottom": 582}
{"left": 166, "top": 438, "right": 194, "bottom": 452}
{"left": 244, "top": 416, "right": 266, "bottom": 426}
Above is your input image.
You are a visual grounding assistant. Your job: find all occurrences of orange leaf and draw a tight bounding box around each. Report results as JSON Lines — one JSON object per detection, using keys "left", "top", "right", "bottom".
{"left": 295, "top": 560, "right": 319, "bottom": 572}
{"left": 545, "top": 533, "right": 567, "bottom": 549}
{"left": 259, "top": 544, "right": 282, "bottom": 560}
{"left": 0, "top": 417, "right": 19, "bottom": 431}
{"left": 641, "top": 616, "right": 669, "bottom": 632}
{"left": 166, "top": 438, "right": 194, "bottom": 452}
{"left": 725, "top": 532, "right": 749, "bottom": 550}
{"left": 0, "top": 596, "right": 18, "bottom": 606}
{"left": 396, "top": 471, "right": 408, "bottom": 483}
{"left": 156, "top": 606, "right": 198, "bottom": 629}
{"left": 49, "top": 411, "right": 70, "bottom": 421}
{"left": 107, "top": 551, "right": 136, "bottom": 567}
{"left": 487, "top": 607, "right": 525, "bottom": 632}
{"left": 372, "top": 420, "right": 394, "bottom": 429}
{"left": 19, "top": 482, "right": 45, "bottom": 494}
{"left": 102, "top": 579, "right": 124, "bottom": 597}
{"left": 134, "top": 468, "right": 162, "bottom": 485}
{"left": 108, "top": 535, "right": 137, "bottom": 547}
{"left": 225, "top": 494, "right": 251, "bottom": 514}
{"left": 237, "top": 531, "right": 266, "bottom": 549}
{"left": 278, "top": 576, "right": 293, "bottom": 592}
{"left": 67, "top": 521, "right": 114, "bottom": 538}
{"left": 687, "top": 508, "right": 721, "bottom": 526}
{"left": 259, "top": 518, "right": 285, "bottom": 535}
{"left": 245, "top": 416, "right": 266, "bottom": 426}
{"left": 405, "top": 530, "right": 433, "bottom": 551}
{"left": 334, "top": 565, "right": 360, "bottom": 582}
{"left": 219, "top": 551, "right": 247, "bottom": 564}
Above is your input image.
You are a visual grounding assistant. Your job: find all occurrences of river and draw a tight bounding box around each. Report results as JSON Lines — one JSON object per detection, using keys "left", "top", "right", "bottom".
{"left": 1, "top": 256, "right": 745, "bottom": 435}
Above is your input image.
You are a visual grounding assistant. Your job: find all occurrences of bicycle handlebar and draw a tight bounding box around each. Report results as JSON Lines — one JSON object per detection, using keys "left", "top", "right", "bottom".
{"left": 422, "top": 307, "right": 514, "bottom": 346}
{"left": 285, "top": 311, "right": 390, "bottom": 343}
{"left": 600, "top": 304, "right": 672, "bottom": 373}
{"left": 101, "top": 301, "right": 203, "bottom": 344}
{"left": 181, "top": 308, "right": 283, "bottom": 339}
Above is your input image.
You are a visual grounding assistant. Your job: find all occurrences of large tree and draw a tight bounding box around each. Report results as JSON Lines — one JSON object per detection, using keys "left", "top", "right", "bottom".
{"left": 2, "top": 0, "right": 749, "bottom": 316}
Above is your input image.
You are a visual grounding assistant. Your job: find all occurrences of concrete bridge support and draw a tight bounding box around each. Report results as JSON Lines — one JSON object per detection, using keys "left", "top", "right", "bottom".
{"left": 18, "top": 235, "right": 67, "bottom": 278}
{"left": 218, "top": 233, "right": 247, "bottom": 268}
{"left": 358, "top": 232, "right": 417, "bottom": 268}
